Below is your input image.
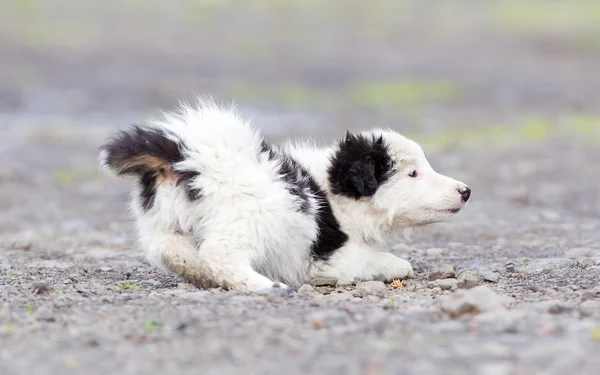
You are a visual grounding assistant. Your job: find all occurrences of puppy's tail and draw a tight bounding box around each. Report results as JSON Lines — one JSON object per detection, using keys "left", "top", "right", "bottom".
{"left": 98, "top": 123, "right": 201, "bottom": 202}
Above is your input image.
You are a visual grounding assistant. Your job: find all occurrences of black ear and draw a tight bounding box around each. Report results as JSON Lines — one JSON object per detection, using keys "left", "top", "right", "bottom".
{"left": 348, "top": 161, "right": 378, "bottom": 196}
{"left": 328, "top": 132, "right": 392, "bottom": 199}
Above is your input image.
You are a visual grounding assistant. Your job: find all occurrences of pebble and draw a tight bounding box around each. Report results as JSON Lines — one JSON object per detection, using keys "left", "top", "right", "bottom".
{"left": 457, "top": 271, "right": 482, "bottom": 289}
{"left": 439, "top": 285, "right": 507, "bottom": 318}
{"left": 10, "top": 241, "right": 33, "bottom": 251}
{"left": 309, "top": 278, "right": 338, "bottom": 287}
{"left": 428, "top": 264, "right": 456, "bottom": 280}
{"left": 524, "top": 258, "right": 577, "bottom": 274}
{"left": 578, "top": 259, "right": 596, "bottom": 269}
{"left": 297, "top": 284, "right": 316, "bottom": 296}
{"left": 436, "top": 278, "right": 458, "bottom": 291}
{"left": 32, "top": 282, "right": 53, "bottom": 295}
{"left": 483, "top": 272, "right": 500, "bottom": 283}
{"left": 99, "top": 267, "right": 113, "bottom": 272}
{"left": 355, "top": 281, "right": 387, "bottom": 298}
{"left": 505, "top": 263, "right": 516, "bottom": 273}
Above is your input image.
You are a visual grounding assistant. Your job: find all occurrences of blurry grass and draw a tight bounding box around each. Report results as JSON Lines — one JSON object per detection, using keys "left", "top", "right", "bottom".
{"left": 225, "top": 79, "right": 464, "bottom": 111}
{"left": 52, "top": 168, "right": 102, "bottom": 186}
{"left": 347, "top": 81, "right": 462, "bottom": 110}
{"left": 493, "top": 1, "right": 600, "bottom": 32}
{"left": 411, "top": 115, "right": 600, "bottom": 152}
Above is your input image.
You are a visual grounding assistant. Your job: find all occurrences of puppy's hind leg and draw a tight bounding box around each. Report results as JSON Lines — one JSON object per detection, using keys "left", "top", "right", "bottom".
{"left": 144, "top": 231, "right": 290, "bottom": 292}
{"left": 194, "top": 235, "right": 292, "bottom": 292}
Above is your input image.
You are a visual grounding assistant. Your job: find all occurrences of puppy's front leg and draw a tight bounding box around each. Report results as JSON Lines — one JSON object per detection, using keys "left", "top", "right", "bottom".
{"left": 311, "top": 243, "right": 413, "bottom": 286}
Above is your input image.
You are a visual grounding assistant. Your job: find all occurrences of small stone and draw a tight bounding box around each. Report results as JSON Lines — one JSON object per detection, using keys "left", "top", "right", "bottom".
{"left": 439, "top": 285, "right": 507, "bottom": 318}
{"left": 428, "top": 264, "right": 456, "bottom": 280}
{"left": 578, "top": 259, "right": 596, "bottom": 269}
{"left": 297, "top": 284, "right": 315, "bottom": 296}
{"left": 99, "top": 267, "right": 112, "bottom": 272}
{"left": 524, "top": 258, "right": 577, "bottom": 274}
{"left": 425, "top": 248, "right": 444, "bottom": 258}
{"left": 582, "top": 287, "right": 599, "bottom": 300}
{"left": 32, "top": 283, "right": 52, "bottom": 295}
{"left": 436, "top": 278, "right": 458, "bottom": 291}
{"left": 483, "top": 272, "right": 500, "bottom": 283}
{"left": 309, "top": 277, "right": 338, "bottom": 287}
{"left": 457, "top": 271, "right": 482, "bottom": 289}
{"left": 354, "top": 281, "right": 387, "bottom": 297}
{"left": 355, "top": 281, "right": 387, "bottom": 298}
{"left": 427, "top": 281, "right": 438, "bottom": 289}
{"left": 527, "top": 285, "right": 540, "bottom": 293}
{"left": 10, "top": 241, "right": 33, "bottom": 251}
{"left": 63, "top": 279, "right": 72, "bottom": 285}
{"left": 505, "top": 263, "right": 516, "bottom": 273}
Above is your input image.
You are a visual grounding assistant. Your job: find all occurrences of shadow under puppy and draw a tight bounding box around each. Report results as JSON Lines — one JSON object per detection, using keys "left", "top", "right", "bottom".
{"left": 98, "top": 98, "right": 471, "bottom": 292}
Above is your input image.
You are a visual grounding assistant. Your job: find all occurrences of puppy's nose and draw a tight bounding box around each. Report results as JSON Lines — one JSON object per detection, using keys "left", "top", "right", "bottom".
{"left": 458, "top": 186, "right": 471, "bottom": 203}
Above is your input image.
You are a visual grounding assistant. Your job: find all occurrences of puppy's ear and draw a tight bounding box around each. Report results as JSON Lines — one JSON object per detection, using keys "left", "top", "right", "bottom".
{"left": 347, "top": 160, "right": 378, "bottom": 196}
{"left": 328, "top": 132, "right": 392, "bottom": 199}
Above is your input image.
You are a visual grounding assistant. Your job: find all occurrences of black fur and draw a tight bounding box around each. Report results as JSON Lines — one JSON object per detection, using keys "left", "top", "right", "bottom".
{"left": 309, "top": 179, "right": 349, "bottom": 261}
{"left": 101, "top": 125, "right": 185, "bottom": 171}
{"left": 139, "top": 169, "right": 159, "bottom": 211}
{"left": 327, "top": 132, "right": 393, "bottom": 199}
{"left": 176, "top": 171, "right": 202, "bottom": 201}
{"left": 100, "top": 125, "right": 201, "bottom": 210}
{"left": 278, "top": 157, "right": 312, "bottom": 214}
{"left": 263, "top": 140, "right": 312, "bottom": 214}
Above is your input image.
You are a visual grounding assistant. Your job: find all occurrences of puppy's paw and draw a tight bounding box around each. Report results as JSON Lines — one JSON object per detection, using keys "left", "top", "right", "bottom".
{"left": 379, "top": 253, "right": 413, "bottom": 281}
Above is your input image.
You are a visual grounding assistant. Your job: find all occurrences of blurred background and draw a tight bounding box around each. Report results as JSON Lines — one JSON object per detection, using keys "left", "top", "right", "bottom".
{"left": 1, "top": 0, "right": 599, "bottom": 235}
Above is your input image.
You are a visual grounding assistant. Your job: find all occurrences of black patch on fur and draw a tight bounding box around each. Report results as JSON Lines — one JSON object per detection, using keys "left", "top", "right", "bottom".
{"left": 100, "top": 124, "right": 202, "bottom": 210}
{"left": 327, "top": 132, "right": 393, "bottom": 199}
{"left": 176, "top": 171, "right": 202, "bottom": 201}
{"left": 278, "top": 157, "right": 312, "bottom": 214}
{"left": 101, "top": 125, "right": 185, "bottom": 170}
{"left": 139, "top": 169, "right": 159, "bottom": 211}
{"left": 309, "top": 179, "right": 349, "bottom": 261}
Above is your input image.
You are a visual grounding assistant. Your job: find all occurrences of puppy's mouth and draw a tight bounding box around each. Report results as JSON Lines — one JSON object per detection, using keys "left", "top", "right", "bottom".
{"left": 426, "top": 207, "right": 461, "bottom": 214}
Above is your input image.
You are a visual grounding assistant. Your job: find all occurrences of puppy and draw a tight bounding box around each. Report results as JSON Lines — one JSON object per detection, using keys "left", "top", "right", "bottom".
{"left": 98, "top": 98, "right": 471, "bottom": 291}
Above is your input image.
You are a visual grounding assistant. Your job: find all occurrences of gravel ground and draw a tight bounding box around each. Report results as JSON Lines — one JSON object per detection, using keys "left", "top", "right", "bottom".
{"left": 1, "top": 2, "right": 600, "bottom": 375}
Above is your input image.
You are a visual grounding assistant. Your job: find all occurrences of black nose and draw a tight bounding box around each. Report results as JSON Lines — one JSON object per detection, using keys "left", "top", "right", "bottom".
{"left": 458, "top": 186, "right": 471, "bottom": 203}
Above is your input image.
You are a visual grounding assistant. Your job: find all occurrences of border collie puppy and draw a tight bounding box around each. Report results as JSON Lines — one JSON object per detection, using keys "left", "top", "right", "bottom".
{"left": 99, "top": 98, "right": 471, "bottom": 291}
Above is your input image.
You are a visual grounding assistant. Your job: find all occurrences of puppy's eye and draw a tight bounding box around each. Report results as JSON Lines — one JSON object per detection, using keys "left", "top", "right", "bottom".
{"left": 408, "top": 170, "right": 418, "bottom": 178}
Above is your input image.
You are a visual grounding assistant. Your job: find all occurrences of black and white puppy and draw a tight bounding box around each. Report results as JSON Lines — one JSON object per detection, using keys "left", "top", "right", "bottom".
{"left": 99, "top": 98, "right": 471, "bottom": 291}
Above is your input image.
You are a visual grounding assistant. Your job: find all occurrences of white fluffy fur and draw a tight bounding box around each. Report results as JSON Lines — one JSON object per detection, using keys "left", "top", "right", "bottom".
{"left": 99, "top": 98, "right": 471, "bottom": 292}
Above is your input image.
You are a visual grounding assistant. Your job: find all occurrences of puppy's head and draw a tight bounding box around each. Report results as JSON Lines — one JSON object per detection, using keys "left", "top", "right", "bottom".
{"left": 328, "top": 129, "right": 471, "bottom": 227}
